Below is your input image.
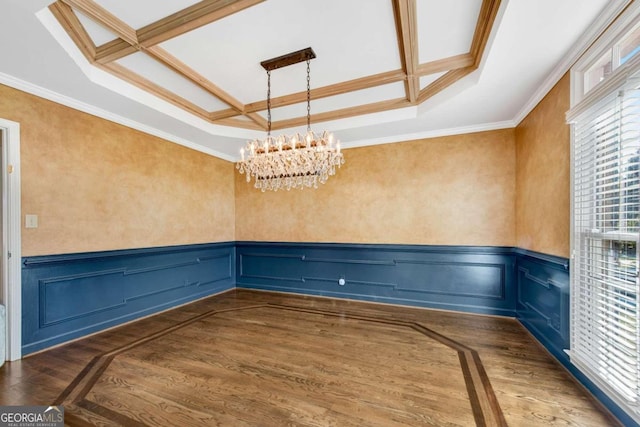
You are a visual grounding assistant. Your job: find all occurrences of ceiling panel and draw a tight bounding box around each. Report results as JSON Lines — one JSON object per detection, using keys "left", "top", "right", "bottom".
{"left": 420, "top": 72, "right": 447, "bottom": 90}
{"left": 116, "top": 52, "right": 230, "bottom": 111}
{"left": 74, "top": 9, "right": 116, "bottom": 46}
{"left": 417, "top": 0, "right": 483, "bottom": 64}
{"left": 260, "top": 82, "right": 406, "bottom": 121}
{"left": 159, "top": 0, "right": 401, "bottom": 104}
{"left": 92, "top": 0, "right": 201, "bottom": 29}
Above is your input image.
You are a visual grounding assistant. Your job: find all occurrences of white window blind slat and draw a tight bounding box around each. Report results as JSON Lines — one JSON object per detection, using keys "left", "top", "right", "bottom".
{"left": 571, "top": 68, "right": 640, "bottom": 418}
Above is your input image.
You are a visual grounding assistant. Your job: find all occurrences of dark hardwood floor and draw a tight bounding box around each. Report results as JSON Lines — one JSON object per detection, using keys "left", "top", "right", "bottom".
{"left": 0, "top": 289, "right": 621, "bottom": 426}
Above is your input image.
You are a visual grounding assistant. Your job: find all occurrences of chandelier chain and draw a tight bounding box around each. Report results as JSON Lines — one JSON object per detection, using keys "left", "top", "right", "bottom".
{"left": 306, "top": 59, "right": 311, "bottom": 132}
{"left": 267, "top": 69, "right": 272, "bottom": 136}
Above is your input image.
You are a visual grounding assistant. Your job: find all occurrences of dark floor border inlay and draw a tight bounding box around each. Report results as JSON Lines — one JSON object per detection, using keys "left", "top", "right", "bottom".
{"left": 57, "top": 302, "right": 507, "bottom": 426}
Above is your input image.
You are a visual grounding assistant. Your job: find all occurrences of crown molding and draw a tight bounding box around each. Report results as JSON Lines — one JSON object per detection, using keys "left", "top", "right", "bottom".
{"left": 342, "top": 120, "right": 516, "bottom": 150}
{"left": 0, "top": 69, "right": 515, "bottom": 162}
{"left": 512, "top": 0, "right": 632, "bottom": 126}
{"left": 0, "top": 72, "right": 236, "bottom": 162}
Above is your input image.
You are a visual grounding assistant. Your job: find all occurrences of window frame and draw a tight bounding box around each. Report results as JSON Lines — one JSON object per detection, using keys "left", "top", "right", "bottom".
{"left": 571, "top": 1, "right": 640, "bottom": 107}
{"left": 569, "top": 3, "right": 640, "bottom": 423}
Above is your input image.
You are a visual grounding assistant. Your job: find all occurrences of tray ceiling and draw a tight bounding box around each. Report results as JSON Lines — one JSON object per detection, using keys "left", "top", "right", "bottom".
{"left": 0, "top": 0, "right": 620, "bottom": 160}
{"left": 44, "top": 0, "right": 498, "bottom": 131}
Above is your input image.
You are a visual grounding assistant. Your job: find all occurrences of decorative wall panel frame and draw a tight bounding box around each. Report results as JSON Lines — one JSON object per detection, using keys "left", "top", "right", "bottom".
{"left": 22, "top": 242, "right": 235, "bottom": 354}
{"left": 236, "top": 242, "right": 516, "bottom": 316}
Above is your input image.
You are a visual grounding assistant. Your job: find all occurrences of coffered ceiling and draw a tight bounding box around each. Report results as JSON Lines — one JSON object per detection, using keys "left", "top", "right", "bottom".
{"left": 0, "top": 0, "right": 625, "bottom": 160}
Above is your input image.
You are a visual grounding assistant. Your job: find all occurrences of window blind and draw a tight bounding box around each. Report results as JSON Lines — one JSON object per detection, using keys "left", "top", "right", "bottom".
{"left": 571, "top": 68, "right": 640, "bottom": 418}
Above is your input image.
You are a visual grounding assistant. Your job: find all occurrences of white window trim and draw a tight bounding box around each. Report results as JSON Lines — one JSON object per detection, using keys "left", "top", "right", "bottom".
{"left": 570, "top": 1, "right": 640, "bottom": 109}
{"left": 568, "top": 52, "right": 640, "bottom": 123}
{"left": 0, "top": 118, "right": 21, "bottom": 361}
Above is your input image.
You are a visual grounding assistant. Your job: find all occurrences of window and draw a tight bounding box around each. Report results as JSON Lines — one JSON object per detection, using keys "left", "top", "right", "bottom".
{"left": 569, "top": 6, "right": 640, "bottom": 422}
{"left": 572, "top": 76, "right": 640, "bottom": 404}
{"left": 584, "top": 21, "right": 640, "bottom": 95}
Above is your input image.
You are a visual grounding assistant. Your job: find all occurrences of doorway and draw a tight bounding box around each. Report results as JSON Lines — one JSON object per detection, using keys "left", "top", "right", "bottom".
{"left": 0, "top": 118, "right": 21, "bottom": 361}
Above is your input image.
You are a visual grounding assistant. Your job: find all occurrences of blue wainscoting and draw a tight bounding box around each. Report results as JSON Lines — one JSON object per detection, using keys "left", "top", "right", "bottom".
{"left": 22, "top": 242, "right": 235, "bottom": 354}
{"left": 514, "top": 249, "right": 637, "bottom": 427}
{"left": 19, "top": 239, "right": 635, "bottom": 425}
{"left": 514, "top": 248, "right": 570, "bottom": 356}
{"left": 236, "top": 242, "right": 517, "bottom": 316}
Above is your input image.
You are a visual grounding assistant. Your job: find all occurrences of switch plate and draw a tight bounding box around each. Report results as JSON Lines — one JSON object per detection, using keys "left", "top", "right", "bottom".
{"left": 25, "top": 214, "right": 38, "bottom": 229}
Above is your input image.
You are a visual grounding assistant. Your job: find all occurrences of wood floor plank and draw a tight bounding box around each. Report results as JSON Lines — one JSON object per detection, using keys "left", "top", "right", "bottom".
{"left": 0, "top": 289, "right": 621, "bottom": 426}
{"left": 111, "top": 308, "right": 476, "bottom": 425}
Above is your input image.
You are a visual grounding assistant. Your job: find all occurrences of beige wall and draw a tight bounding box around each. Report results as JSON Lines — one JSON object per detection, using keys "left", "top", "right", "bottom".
{"left": 0, "top": 84, "right": 235, "bottom": 256}
{"left": 515, "top": 73, "right": 570, "bottom": 258}
{"left": 3, "top": 75, "right": 571, "bottom": 256}
{"left": 235, "top": 129, "right": 516, "bottom": 246}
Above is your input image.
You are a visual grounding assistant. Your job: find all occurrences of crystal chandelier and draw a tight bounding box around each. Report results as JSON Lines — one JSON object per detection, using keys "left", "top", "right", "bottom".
{"left": 236, "top": 47, "right": 344, "bottom": 192}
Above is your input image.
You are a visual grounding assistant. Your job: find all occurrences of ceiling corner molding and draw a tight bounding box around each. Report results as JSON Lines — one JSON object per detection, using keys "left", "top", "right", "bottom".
{"left": 0, "top": 71, "right": 236, "bottom": 162}
{"left": 512, "top": 0, "right": 633, "bottom": 126}
{"left": 342, "top": 119, "right": 516, "bottom": 150}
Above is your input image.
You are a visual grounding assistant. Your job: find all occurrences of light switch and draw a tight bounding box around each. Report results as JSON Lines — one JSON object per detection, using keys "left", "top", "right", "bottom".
{"left": 25, "top": 214, "right": 38, "bottom": 229}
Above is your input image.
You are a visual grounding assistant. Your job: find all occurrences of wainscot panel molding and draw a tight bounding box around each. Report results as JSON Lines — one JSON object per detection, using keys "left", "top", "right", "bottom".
{"left": 514, "top": 248, "right": 570, "bottom": 355}
{"left": 22, "top": 242, "right": 235, "bottom": 354}
{"left": 236, "top": 242, "right": 517, "bottom": 316}
{"left": 513, "top": 248, "right": 636, "bottom": 427}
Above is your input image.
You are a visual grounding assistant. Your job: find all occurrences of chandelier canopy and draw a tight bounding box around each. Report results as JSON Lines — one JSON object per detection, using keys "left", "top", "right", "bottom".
{"left": 236, "top": 48, "right": 344, "bottom": 192}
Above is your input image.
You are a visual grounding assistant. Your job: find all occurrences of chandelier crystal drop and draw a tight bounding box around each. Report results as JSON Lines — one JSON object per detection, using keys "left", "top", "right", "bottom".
{"left": 236, "top": 48, "right": 344, "bottom": 192}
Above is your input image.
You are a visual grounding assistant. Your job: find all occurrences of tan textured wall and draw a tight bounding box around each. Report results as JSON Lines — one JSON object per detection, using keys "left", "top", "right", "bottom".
{"left": 236, "top": 129, "right": 516, "bottom": 246}
{"left": 515, "top": 73, "right": 570, "bottom": 258}
{"left": 0, "top": 84, "right": 235, "bottom": 256}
